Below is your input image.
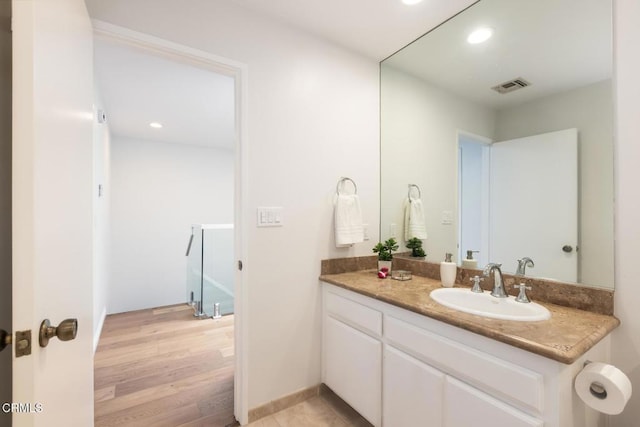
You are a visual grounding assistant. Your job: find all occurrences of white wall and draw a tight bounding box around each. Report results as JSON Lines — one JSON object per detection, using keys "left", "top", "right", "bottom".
{"left": 110, "top": 137, "right": 234, "bottom": 313}
{"left": 92, "top": 83, "right": 111, "bottom": 351}
{"left": 86, "top": 0, "right": 380, "bottom": 409}
{"left": 495, "top": 80, "right": 614, "bottom": 288}
{"left": 380, "top": 65, "right": 495, "bottom": 261}
{"left": 611, "top": 0, "right": 640, "bottom": 425}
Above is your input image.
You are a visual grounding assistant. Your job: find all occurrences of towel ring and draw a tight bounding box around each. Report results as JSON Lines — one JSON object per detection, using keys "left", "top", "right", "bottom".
{"left": 408, "top": 184, "right": 421, "bottom": 199}
{"left": 336, "top": 177, "right": 358, "bottom": 195}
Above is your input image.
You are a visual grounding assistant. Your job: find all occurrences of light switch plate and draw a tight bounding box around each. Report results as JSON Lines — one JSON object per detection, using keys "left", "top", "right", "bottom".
{"left": 257, "top": 207, "right": 283, "bottom": 227}
{"left": 441, "top": 210, "right": 453, "bottom": 225}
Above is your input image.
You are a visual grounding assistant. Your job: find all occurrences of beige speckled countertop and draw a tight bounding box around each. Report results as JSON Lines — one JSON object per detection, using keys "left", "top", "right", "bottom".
{"left": 319, "top": 270, "right": 620, "bottom": 364}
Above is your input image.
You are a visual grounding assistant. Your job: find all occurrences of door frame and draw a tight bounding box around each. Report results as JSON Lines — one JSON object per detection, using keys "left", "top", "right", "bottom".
{"left": 92, "top": 20, "right": 250, "bottom": 424}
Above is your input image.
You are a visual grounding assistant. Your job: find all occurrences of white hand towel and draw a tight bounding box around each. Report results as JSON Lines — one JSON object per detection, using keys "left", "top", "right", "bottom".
{"left": 404, "top": 197, "right": 428, "bottom": 241}
{"left": 335, "top": 194, "right": 364, "bottom": 247}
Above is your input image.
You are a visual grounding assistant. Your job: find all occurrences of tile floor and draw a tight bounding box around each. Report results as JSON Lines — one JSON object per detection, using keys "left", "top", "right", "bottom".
{"left": 246, "top": 392, "right": 373, "bottom": 427}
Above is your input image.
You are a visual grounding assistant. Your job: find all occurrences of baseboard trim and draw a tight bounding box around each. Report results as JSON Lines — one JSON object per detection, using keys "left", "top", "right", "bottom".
{"left": 93, "top": 306, "right": 107, "bottom": 355}
{"left": 248, "top": 384, "right": 321, "bottom": 423}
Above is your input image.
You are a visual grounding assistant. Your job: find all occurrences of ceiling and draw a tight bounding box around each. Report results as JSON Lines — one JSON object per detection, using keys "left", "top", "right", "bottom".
{"left": 91, "top": 0, "right": 611, "bottom": 145}
{"left": 232, "top": 0, "right": 477, "bottom": 60}
{"left": 383, "top": 0, "right": 612, "bottom": 109}
{"left": 94, "top": 38, "right": 235, "bottom": 149}
{"left": 90, "top": 0, "right": 477, "bottom": 147}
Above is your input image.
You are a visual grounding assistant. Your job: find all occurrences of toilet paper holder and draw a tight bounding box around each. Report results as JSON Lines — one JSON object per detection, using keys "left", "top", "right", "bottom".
{"left": 577, "top": 360, "right": 632, "bottom": 415}
{"left": 584, "top": 360, "right": 608, "bottom": 400}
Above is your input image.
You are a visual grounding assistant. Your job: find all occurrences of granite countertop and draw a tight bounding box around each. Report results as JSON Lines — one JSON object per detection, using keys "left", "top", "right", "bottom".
{"left": 319, "top": 270, "right": 620, "bottom": 364}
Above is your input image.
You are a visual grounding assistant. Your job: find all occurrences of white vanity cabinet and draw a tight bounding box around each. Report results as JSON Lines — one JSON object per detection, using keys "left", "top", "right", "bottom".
{"left": 383, "top": 345, "right": 444, "bottom": 426}
{"left": 444, "top": 376, "right": 542, "bottom": 427}
{"left": 324, "top": 316, "right": 382, "bottom": 425}
{"left": 321, "top": 282, "right": 609, "bottom": 427}
{"left": 323, "top": 290, "right": 383, "bottom": 426}
{"left": 382, "top": 345, "right": 543, "bottom": 427}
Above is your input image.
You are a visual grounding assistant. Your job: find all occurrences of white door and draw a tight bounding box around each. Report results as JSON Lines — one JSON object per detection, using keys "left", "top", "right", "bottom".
{"left": 12, "top": 0, "right": 94, "bottom": 425}
{"left": 489, "top": 128, "right": 578, "bottom": 282}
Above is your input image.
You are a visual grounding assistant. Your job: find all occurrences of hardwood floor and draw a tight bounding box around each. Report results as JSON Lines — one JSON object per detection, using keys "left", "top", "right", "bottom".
{"left": 94, "top": 304, "right": 237, "bottom": 427}
{"left": 94, "top": 304, "right": 372, "bottom": 427}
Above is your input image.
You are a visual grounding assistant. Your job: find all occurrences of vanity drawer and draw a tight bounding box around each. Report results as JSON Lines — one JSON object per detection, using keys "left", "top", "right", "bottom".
{"left": 385, "top": 315, "right": 544, "bottom": 414}
{"left": 325, "top": 291, "right": 382, "bottom": 337}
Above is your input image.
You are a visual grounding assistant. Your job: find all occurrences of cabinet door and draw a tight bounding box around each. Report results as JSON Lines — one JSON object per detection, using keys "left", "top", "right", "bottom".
{"left": 444, "top": 377, "right": 543, "bottom": 427}
{"left": 325, "top": 316, "right": 382, "bottom": 426}
{"left": 383, "top": 346, "right": 445, "bottom": 426}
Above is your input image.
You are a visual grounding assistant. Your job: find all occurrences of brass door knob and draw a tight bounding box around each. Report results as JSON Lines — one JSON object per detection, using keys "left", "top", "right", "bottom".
{"left": 0, "top": 329, "right": 11, "bottom": 352}
{"left": 39, "top": 318, "right": 78, "bottom": 347}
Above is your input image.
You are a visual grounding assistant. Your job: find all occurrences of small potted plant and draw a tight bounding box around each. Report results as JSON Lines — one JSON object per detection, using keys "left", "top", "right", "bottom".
{"left": 373, "top": 238, "right": 399, "bottom": 274}
{"left": 406, "top": 237, "right": 426, "bottom": 259}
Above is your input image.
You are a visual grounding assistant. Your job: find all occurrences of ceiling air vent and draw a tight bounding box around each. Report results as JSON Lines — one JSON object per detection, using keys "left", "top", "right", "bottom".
{"left": 491, "top": 77, "right": 531, "bottom": 94}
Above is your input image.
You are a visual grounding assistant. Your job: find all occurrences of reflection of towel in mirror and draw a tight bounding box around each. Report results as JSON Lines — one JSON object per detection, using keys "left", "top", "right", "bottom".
{"left": 335, "top": 194, "right": 364, "bottom": 247}
{"left": 404, "top": 197, "right": 428, "bottom": 241}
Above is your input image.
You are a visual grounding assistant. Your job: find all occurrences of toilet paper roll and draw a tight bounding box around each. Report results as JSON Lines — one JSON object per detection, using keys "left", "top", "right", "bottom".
{"left": 575, "top": 362, "right": 632, "bottom": 415}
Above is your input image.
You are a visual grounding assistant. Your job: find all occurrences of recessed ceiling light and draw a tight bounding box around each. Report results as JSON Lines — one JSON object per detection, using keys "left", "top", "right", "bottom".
{"left": 149, "top": 122, "right": 163, "bottom": 128}
{"left": 467, "top": 27, "right": 494, "bottom": 44}
{"left": 402, "top": 0, "right": 423, "bottom": 5}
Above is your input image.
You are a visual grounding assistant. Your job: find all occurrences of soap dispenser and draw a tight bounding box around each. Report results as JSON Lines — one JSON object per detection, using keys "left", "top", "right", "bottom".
{"left": 440, "top": 253, "right": 457, "bottom": 288}
{"left": 461, "top": 250, "right": 479, "bottom": 269}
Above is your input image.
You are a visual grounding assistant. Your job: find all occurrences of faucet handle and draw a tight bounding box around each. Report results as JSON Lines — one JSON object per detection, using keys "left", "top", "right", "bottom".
{"left": 513, "top": 283, "right": 532, "bottom": 303}
{"left": 470, "top": 276, "right": 484, "bottom": 293}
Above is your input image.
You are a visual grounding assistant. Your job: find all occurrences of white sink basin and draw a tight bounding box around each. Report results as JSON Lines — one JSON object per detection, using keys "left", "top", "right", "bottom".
{"left": 430, "top": 288, "right": 551, "bottom": 321}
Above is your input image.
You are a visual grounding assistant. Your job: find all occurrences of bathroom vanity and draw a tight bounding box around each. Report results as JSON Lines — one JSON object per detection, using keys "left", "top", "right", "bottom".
{"left": 320, "top": 270, "right": 619, "bottom": 427}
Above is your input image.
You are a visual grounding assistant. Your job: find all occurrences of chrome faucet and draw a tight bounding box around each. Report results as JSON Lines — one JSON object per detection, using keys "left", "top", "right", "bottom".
{"left": 515, "top": 257, "right": 534, "bottom": 276}
{"left": 483, "top": 263, "right": 508, "bottom": 298}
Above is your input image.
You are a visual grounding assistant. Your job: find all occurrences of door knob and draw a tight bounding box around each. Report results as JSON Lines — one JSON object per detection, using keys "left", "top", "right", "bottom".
{"left": 0, "top": 329, "right": 11, "bottom": 352}
{"left": 39, "top": 318, "right": 78, "bottom": 347}
{"left": 562, "top": 245, "right": 574, "bottom": 253}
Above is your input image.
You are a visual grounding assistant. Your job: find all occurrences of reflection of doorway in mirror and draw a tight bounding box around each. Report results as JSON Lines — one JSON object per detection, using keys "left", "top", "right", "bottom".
{"left": 490, "top": 129, "right": 578, "bottom": 282}
{"left": 457, "top": 131, "right": 491, "bottom": 268}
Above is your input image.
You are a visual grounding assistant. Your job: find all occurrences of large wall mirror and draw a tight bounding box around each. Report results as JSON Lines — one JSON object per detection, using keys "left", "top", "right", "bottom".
{"left": 380, "top": 0, "right": 613, "bottom": 289}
